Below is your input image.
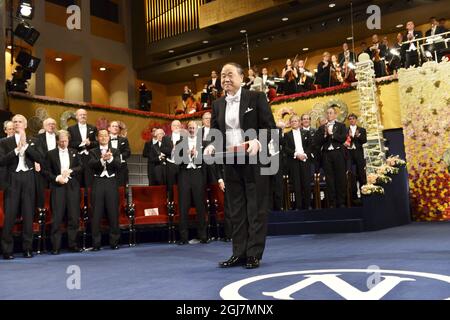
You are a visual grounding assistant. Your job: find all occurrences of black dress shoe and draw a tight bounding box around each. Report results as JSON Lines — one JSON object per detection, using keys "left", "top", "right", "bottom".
{"left": 51, "top": 250, "right": 60, "bottom": 255}
{"left": 110, "top": 245, "right": 120, "bottom": 250}
{"left": 245, "top": 256, "right": 260, "bottom": 269}
{"left": 3, "top": 254, "right": 14, "bottom": 260}
{"left": 177, "top": 240, "right": 188, "bottom": 245}
{"left": 222, "top": 238, "right": 232, "bottom": 243}
{"left": 199, "top": 239, "right": 209, "bottom": 244}
{"left": 92, "top": 247, "right": 101, "bottom": 252}
{"left": 23, "top": 251, "right": 33, "bottom": 258}
{"left": 68, "top": 247, "right": 83, "bottom": 253}
{"left": 219, "top": 256, "right": 246, "bottom": 268}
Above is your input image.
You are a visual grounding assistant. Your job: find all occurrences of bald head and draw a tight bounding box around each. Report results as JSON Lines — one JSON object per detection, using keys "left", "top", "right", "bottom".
{"left": 171, "top": 120, "right": 181, "bottom": 133}
{"left": 43, "top": 118, "right": 57, "bottom": 134}
{"left": 75, "top": 109, "right": 88, "bottom": 125}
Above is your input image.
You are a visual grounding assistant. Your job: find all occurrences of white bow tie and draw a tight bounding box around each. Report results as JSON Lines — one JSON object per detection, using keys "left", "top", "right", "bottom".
{"left": 225, "top": 95, "right": 240, "bottom": 105}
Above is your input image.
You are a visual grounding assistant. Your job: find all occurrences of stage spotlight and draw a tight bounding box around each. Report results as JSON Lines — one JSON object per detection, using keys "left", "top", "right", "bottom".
{"left": 16, "top": 50, "right": 41, "bottom": 73}
{"left": 321, "top": 21, "right": 327, "bottom": 28}
{"left": 14, "top": 22, "right": 40, "bottom": 46}
{"left": 6, "top": 65, "right": 32, "bottom": 93}
{"left": 17, "top": 0, "right": 34, "bottom": 20}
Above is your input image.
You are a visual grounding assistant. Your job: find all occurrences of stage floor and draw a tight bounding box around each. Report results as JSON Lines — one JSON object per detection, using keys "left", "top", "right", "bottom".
{"left": 1, "top": 222, "right": 449, "bottom": 300}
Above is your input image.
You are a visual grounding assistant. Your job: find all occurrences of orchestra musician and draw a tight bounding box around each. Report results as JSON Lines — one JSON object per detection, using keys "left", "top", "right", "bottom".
{"left": 368, "top": 34, "right": 388, "bottom": 78}
{"left": 296, "top": 60, "right": 314, "bottom": 92}
{"left": 331, "top": 55, "right": 344, "bottom": 84}
{"left": 281, "top": 59, "right": 298, "bottom": 95}
{"left": 207, "top": 70, "right": 222, "bottom": 101}
{"left": 316, "top": 52, "right": 334, "bottom": 88}
{"left": 338, "top": 43, "right": 356, "bottom": 68}
{"left": 389, "top": 33, "right": 406, "bottom": 72}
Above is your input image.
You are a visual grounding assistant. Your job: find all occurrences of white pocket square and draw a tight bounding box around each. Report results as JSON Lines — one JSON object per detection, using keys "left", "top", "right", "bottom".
{"left": 121, "top": 142, "right": 125, "bottom": 145}
{"left": 245, "top": 107, "right": 254, "bottom": 114}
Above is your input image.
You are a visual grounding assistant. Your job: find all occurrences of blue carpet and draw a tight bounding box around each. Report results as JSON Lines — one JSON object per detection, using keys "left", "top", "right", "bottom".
{"left": 1, "top": 222, "right": 450, "bottom": 300}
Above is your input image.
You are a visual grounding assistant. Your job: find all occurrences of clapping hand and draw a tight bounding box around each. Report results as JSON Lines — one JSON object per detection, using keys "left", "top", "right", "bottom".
{"left": 102, "top": 149, "right": 113, "bottom": 161}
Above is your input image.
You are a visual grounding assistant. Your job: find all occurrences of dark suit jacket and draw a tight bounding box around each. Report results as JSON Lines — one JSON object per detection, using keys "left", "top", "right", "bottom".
{"left": 347, "top": 126, "right": 367, "bottom": 153}
{"left": 0, "top": 136, "right": 42, "bottom": 188}
{"left": 45, "top": 148, "right": 82, "bottom": 188}
{"left": 402, "top": 31, "right": 423, "bottom": 53}
{"left": 283, "top": 129, "right": 313, "bottom": 160}
{"left": 338, "top": 51, "right": 357, "bottom": 67}
{"left": 207, "top": 78, "right": 222, "bottom": 94}
{"left": 88, "top": 147, "right": 121, "bottom": 177}
{"left": 68, "top": 124, "right": 98, "bottom": 153}
{"left": 144, "top": 140, "right": 169, "bottom": 166}
{"left": 34, "top": 132, "right": 56, "bottom": 156}
{"left": 210, "top": 89, "right": 276, "bottom": 154}
{"left": 108, "top": 136, "right": 131, "bottom": 163}
{"left": 367, "top": 43, "right": 388, "bottom": 60}
{"left": 314, "top": 122, "right": 347, "bottom": 152}
{"left": 426, "top": 26, "right": 447, "bottom": 37}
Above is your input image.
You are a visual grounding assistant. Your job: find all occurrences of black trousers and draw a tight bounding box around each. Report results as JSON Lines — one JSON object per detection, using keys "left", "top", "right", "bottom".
{"left": 35, "top": 171, "right": 48, "bottom": 208}
{"left": 289, "top": 159, "right": 312, "bottom": 210}
{"left": 225, "top": 164, "right": 270, "bottom": 260}
{"left": 166, "top": 162, "right": 179, "bottom": 201}
{"left": 50, "top": 181, "right": 80, "bottom": 250}
{"left": 348, "top": 149, "right": 367, "bottom": 198}
{"left": 1, "top": 170, "right": 35, "bottom": 254}
{"left": 223, "top": 188, "right": 233, "bottom": 239}
{"left": 202, "top": 164, "right": 217, "bottom": 186}
{"left": 405, "top": 51, "right": 419, "bottom": 68}
{"left": 79, "top": 153, "right": 93, "bottom": 188}
{"left": 117, "top": 163, "right": 129, "bottom": 187}
{"left": 178, "top": 169, "right": 207, "bottom": 242}
{"left": 91, "top": 177, "right": 120, "bottom": 247}
{"left": 323, "top": 149, "right": 347, "bottom": 207}
{"left": 270, "top": 153, "right": 284, "bottom": 211}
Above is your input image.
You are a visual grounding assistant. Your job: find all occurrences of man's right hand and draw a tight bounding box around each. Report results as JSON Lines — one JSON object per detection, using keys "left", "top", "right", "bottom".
{"left": 219, "top": 180, "right": 225, "bottom": 192}
{"left": 204, "top": 145, "right": 215, "bottom": 156}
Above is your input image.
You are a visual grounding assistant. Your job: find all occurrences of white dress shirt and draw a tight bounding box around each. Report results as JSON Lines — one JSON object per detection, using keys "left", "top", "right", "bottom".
{"left": 349, "top": 125, "right": 357, "bottom": 150}
{"left": 186, "top": 136, "right": 198, "bottom": 169}
{"left": 293, "top": 129, "right": 307, "bottom": 161}
{"left": 59, "top": 148, "right": 70, "bottom": 172}
{"left": 327, "top": 122, "right": 335, "bottom": 151}
{"left": 78, "top": 123, "right": 89, "bottom": 155}
{"left": 99, "top": 146, "right": 115, "bottom": 178}
{"left": 203, "top": 127, "right": 210, "bottom": 140}
{"left": 167, "top": 132, "right": 181, "bottom": 163}
{"left": 14, "top": 134, "right": 30, "bottom": 172}
{"left": 110, "top": 135, "right": 118, "bottom": 150}
{"left": 225, "top": 88, "right": 243, "bottom": 149}
{"left": 46, "top": 132, "right": 56, "bottom": 151}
